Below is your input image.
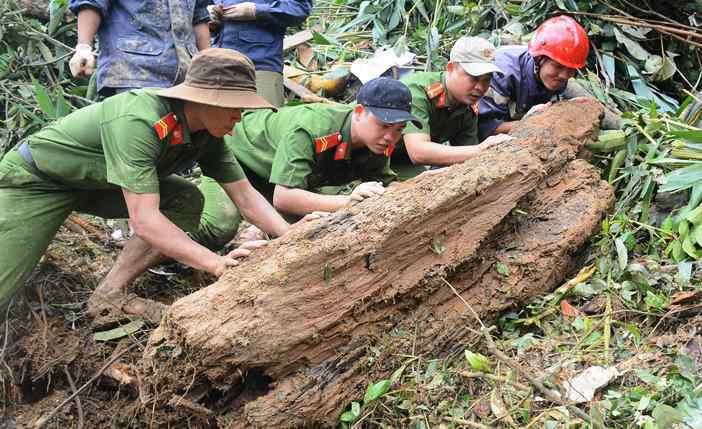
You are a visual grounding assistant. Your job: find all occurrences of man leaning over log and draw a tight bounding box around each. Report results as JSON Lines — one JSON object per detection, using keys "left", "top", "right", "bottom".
{"left": 0, "top": 49, "right": 291, "bottom": 324}
{"left": 391, "top": 36, "right": 512, "bottom": 180}
{"left": 478, "top": 16, "right": 620, "bottom": 141}
{"left": 192, "top": 77, "right": 422, "bottom": 246}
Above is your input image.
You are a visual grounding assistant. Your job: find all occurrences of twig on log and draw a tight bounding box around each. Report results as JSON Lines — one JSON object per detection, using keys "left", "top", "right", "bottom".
{"left": 62, "top": 365, "right": 84, "bottom": 429}
{"left": 33, "top": 341, "right": 140, "bottom": 428}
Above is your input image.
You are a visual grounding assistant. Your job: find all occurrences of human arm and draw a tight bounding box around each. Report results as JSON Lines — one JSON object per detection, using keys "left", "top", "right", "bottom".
{"left": 68, "top": 5, "right": 101, "bottom": 77}
{"left": 193, "top": 22, "right": 211, "bottom": 50}
{"left": 273, "top": 181, "right": 385, "bottom": 216}
{"left": 220, "top": 179, "right": 290, "bottom": 237}
{"left": 221, "top": 0, "right": 312, "bottom": 27}
{"left": 254, "top": 0, "right": 312, "bottom": 27}
{"left": 273, "top": 186, "right": 350, "bottom": 215}
{"left": 122, "top": 189, "right": 240, "bottom": 277}
{"left": 192, "top": 0, "right": 212, "bottom": 49}
{"left": 403, "top": 133, "right": 491, "bottom": 166}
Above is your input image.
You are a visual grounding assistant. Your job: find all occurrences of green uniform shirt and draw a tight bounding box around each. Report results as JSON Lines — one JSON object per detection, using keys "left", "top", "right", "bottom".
{"left": 25, "top": 89, "right": 244, "bottom": 194}
{"left": 226, "top": 103, "right": 396, "bottom": 192}
{"left": 400, "top": 71, "right": 479, "bottom": 146}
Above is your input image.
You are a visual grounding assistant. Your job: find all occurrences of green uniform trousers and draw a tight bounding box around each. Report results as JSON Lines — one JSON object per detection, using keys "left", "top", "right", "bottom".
{"left": 256, "top": 71, "right": 285, "bottom": 108}
{"left": 0, "top": 150, "right": 239, "bottom": 307}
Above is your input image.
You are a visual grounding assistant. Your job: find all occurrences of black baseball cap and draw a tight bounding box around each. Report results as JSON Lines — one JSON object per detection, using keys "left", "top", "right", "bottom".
{"left": 356, "top": 77, "right": 422, "bottom": 129}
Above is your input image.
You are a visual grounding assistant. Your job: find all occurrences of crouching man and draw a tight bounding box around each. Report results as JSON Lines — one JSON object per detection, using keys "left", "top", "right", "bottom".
{"left": 193, "top": 77, "right": 421, "bottom": 247}
{"left": 0, "top": 49, "right": 289, "bottom": 323}
{"left": 391, "top": 37, "right": 510, "bottom": 179}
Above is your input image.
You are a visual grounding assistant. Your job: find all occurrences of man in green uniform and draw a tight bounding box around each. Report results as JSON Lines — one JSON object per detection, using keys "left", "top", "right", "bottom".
{"left": 393, "top": 36, "right": 511, "bottom": 179}
{"left": 0, "top": 48, "right": 289, "bottom": 323}
{"left": 193, "top": 77, "right": 421, "bottom": 246}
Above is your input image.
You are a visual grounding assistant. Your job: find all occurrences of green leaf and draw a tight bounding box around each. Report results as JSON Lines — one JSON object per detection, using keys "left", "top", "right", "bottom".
{"left": 670, "top": 130, "right": 702, "bottom": 143}
{"left": 644, "top": 290, "right": 668, "bottom": 311}
{"left": 54, "top": 88, "right": 71, "bottom": 118}
{"left": 311, "top": 31, "right": 340, "bottom": 46}
{"left": 661, "top": 164, "right": 702, "bottom": 193}
{"left": 339, "top": 401, "right": 361, "bottom": 423}
{"left": 652, "top": 404, "right": 684, "bottom": 428}
{"left": 614, "top": 28, "right": 649, "bottom": 61}
{"left": 32, "top": 78, "right": 55, "bottom": 118}
{"left": 464, "top": 350, "right": 491, "bottom": 372}
{"left": 93, "top": 319, "right": 144, "bottom": 342}
{"left": 323, "top": 262, "right": 332, "bottom": 286}
{"left": 363, "top": 379, "right": 391, "bottom": 404}
{"left": 48, "top": 0, "right": 68, "bottom": 35}
{"left": 615, "top": 237, "right": 628, "bottom": 270}
{"left": 495, "top": 262, "right": 510, "bottom": 277}
{"left": 430, "top": 236, "right": 445, "bottom": 255}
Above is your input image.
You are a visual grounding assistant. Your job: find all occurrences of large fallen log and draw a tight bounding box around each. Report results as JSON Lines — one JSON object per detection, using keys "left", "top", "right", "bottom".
{"left": 238, "top": 159, "right": 613, "bottom": 427}
{"left": 139, "top": 100, "right": 606, "bottom": 426}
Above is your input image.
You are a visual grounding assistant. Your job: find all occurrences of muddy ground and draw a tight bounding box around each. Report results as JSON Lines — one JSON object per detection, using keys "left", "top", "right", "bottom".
{"left": 0, "top": 221, "right": 221, "bottom": 428}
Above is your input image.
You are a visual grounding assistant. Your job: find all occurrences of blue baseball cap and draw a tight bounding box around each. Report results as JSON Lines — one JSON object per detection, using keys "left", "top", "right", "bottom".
{"left": 356, "top": 77, "right": 422, "bottom": 129}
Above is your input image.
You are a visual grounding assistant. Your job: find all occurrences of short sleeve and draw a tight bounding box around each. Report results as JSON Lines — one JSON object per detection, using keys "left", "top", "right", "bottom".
{"left": 268, "top": 129, "right": 315, "bottom": 189}
{"left": 69, "top": 0, "right": 110, "bottom": 17}
{"left": 101, "top": 115, "right": 162, "bottom": 194}
{"left": 403, "top": 84, "right": 432, "bottom": 136}
{"left": 192, "top": 0, "right": 210, "bottom": 25}
{"left": 199, "top": 138, "right": 246, "bottom": 183}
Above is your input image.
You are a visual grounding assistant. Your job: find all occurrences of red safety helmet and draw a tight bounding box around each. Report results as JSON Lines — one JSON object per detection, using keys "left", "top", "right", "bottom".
{"left": 528, "top": 15, "right": 590, "bottom": 69}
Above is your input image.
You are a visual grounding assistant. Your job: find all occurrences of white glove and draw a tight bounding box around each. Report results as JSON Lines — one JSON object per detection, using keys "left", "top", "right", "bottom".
{"left": 349, "top": 181, "right": 385, "bottom": 202}
{"left": 480, "top": 133, "right": 514, "bottom": 150}
{"left": 208, "top": 5, "right": 223, "bottom": 27}
{"left": 300, "top": 211, "right": 331, "bottom": 222}
{"left": 222, "top": 2, "right": 256, "bottom": 21}
{"left": 523, "top": 102, "right": 551, "bottom": 119}
{"left": 238, "top": 224, "right": 266, "bottom": 242}
{"left": 69, "top": 43, "right": 95, "bottom": 78}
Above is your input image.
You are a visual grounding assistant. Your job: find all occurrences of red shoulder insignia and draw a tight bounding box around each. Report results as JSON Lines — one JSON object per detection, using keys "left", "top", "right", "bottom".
{"left": 153, "top": 112, "right": 178, "bottom": 140}
{"left": 314, "top": 132, "right": 343, "bottom": 154}
{"left": 384, "top": 142, "right": 396, "bottom": 157}
{"left": 424, "top": 82, "right": 447, "bottom": 108}
{"left": 334, "top": 142, "right": 349, "bottom": 160}
{"left": 425, "top": 82, "right": 443, "bottom": 99}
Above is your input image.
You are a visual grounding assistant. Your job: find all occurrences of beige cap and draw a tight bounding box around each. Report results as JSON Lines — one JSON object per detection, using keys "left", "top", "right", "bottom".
{"left": 159, "top": 48, "right": 274, "bottom": 110}
{"left": 449, "top": 37, "right": 503, "bottom": 76}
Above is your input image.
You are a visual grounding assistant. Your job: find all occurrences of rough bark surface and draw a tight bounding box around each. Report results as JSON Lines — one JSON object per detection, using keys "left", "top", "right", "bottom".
{"left": 139, "top": 100, "right": 606, "bottom": 426}
{"left": 236, "top": 159, "right": 613, "bottom": 427}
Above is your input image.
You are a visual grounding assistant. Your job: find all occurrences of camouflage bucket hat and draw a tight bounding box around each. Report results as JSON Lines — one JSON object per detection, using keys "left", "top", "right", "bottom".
{"left": 159, "top": 48, "right": 273, "bottom": 110}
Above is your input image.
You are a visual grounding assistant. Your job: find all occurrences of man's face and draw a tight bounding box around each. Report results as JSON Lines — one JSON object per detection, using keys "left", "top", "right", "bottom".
{"left": 354, "top": 107, "right": 406, "bottom": 155}
{"left": 539, "top": 58, "right": 576, "bottom": 91}
{"left": 446, "top": 63, "right": 492, "bottom": 106}
{"left": 202, "top": 106, "right": 242, "bottom": 138}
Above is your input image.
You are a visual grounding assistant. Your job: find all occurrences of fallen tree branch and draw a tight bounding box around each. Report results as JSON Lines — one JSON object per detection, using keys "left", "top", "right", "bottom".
{"left": 33, "top": 341, "right": 140, "bottom": 428}
{"left": 62, "top": 365, "right": 84, "bottom": 429}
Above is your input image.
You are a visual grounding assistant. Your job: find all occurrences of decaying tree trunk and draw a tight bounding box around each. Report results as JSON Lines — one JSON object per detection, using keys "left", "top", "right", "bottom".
{"left": 140, "top": 100, "right": 609, "bottom": 427}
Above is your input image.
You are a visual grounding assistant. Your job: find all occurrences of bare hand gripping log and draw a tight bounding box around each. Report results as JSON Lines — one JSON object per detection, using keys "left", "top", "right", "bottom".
{"left": 138, "top": 99, "right": 611, "bottom": 427}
